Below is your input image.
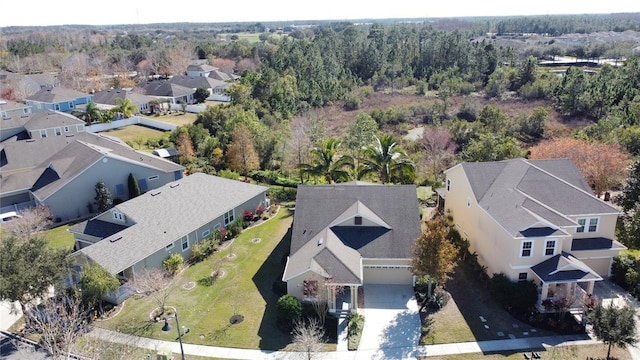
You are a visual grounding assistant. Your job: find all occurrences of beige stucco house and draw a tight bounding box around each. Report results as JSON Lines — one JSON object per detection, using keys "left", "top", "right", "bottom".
{"left": 282, "top": 182, "right": 421, "bottom": 313}
{"left": 71, "top": 173, "right": 268, "bottom": 303}
{"left": 438, "top": 158, "right": 625, "bottom": 311}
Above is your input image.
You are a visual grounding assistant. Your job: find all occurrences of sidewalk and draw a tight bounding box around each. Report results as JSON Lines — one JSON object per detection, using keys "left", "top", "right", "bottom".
{"left": 87, "top": 327, "right": 601, "bottom": 360}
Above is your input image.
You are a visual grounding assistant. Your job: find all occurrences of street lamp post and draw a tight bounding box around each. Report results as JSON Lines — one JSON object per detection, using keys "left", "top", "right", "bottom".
{"left": 162, "top": 311, "right": 185, "bottom": 360}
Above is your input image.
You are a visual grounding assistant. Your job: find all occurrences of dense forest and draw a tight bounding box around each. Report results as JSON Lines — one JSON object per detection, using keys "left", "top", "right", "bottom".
{"left": 1, "top": 14, "right": 640, "bottom": 205}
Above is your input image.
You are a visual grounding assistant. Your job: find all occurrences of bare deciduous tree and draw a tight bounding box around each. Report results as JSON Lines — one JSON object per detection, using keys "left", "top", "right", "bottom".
{"left": 4, "top": 205, "right": 53, "bottom": 241}
{"left": 24, "top": 292, "right": 89, "bottom": 359}
{"left": 129, "top": 268, "right": 175, "bottom": 316}
{"left": 291, "top": 318, "right": 325, "bottom": 360}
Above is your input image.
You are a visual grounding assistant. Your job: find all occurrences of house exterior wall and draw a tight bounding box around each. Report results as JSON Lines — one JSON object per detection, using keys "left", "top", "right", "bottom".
{"left": 567, "top": 213, "right": 618, "bottom": 242}
{"left": 572, "top": 248, "right": 618, "bottom": 276}
{"left": 42, "top": 157, "right": 179, "bottom": 221}
{"left": 286, "top": 270, "right": 327, "bottom": 301}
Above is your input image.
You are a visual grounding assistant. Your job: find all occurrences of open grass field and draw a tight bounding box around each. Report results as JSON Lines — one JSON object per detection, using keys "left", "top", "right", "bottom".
{"left": 218, "top": 32, "right": 261, "bottom": 43}
{"left": 100, "top": 125, "right": 168, "bottom": 149}
{"left": 95, "top": 205, "right": 311, "bottom": 351}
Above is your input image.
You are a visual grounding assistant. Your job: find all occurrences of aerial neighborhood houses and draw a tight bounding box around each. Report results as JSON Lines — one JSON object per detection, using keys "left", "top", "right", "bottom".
{"left": 438, "top": 158, "right": 625, "bottom": 311}
{"left": 70, "top": 173, "right": 268, "bottom": 303}
{"left": 283, "top": 182, "right": 421, "bottom": 313}
{"left": 0, "top": 109, "right": 184, "bottom": 221}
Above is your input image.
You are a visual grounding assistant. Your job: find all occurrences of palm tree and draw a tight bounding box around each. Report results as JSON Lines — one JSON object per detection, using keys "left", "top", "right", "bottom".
{"left": 298, "top": 138, "right": 354, "bottom": 184}
{"left": 359, "top": 134, "right": 416, "bottom": 184}
{"left": 113, "top": 98, "right": 138, "bottom": 118}
{"left": 72, "top": 101, "right": 105, "bottom": 124}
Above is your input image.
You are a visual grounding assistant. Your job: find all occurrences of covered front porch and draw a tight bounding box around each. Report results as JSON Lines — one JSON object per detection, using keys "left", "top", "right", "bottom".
{"left": 327, "top": 284, "right": 360, "bottom": 315}
{"left": 531, "top": 251, "right": 602, "bottom": 313}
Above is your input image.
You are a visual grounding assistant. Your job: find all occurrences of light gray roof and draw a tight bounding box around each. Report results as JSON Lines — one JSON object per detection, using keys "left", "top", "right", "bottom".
{"left": 23, "top": 110, "right": 84, "bottom": 132}
{"left": 0, "top": 99, "right": 30, "bottom": 112}
{"left": 285, "top": 183, "right": 421, "bottom": 284}
{"left": 92, "top": 89, "right": 155, "bottom": 106}
{"left": 187, "top": 64, "right": 218, "bottom": 73}
{"left": 1, "top": 132, "right": 183, "bottom": 196}
{"left": 79, "top": 173, "right": 268, "bottom": 274}
{"left": 458, "top": 159, "right": 620, "bottom": 237}
{"left": 26, "top": 87, "right": 89, "bottom": 103}
{"left": 136, "top": 81, "right": 194, "bottom": 98}
{"left": 208, "top": 70, "right": 239, "bottom": 81}
{"left": 170, "top": 75, "right": 226, "bottom": 90}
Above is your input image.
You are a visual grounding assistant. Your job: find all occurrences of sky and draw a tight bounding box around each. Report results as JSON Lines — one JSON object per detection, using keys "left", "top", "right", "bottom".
{"left": 1, "top": 0, "right": 638, "bottom": 27}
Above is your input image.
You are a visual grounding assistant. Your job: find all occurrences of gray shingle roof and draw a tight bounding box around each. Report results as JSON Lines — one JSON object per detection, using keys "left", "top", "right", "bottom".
{"left": 136, "top": 81, "right": 194, "bottom": 98}
{"left": 26, "top": 87, "right": 89, "bottom": 103}
{"left": 1, "top": 131, "right": 183, "bottom": 196}
{"left": 458, "top": 159, "right": 620, "bottom": 237}
{"left": 531, "top": 252, "right": 602, "bottom": 283}
{"left": 571, "top": 237, "right": 625, "bottom": 251}
{"left": 69, "top": 219, "right": 128, "bottom": 238}
{"left": 92, "top": 89, "right": 155, "bottom": 106}
{"left": 170, "top": 75, "right": 226, "bottom": 90}
{"left": 187, "top": 64, "right": 218, "bottom": 73}
{"left": 284, "top": 183, "right": 421, "bottom": 284}
{"left": 79, "top": 173, "right": 267, "bottom": 274}
{"left": 23, "top": 110, "right": 84, "bottom": 132}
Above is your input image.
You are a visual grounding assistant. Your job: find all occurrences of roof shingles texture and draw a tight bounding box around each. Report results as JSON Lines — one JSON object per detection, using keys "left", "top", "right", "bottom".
{"left": 79, "top": 174, "right": 267, "bottom": 274}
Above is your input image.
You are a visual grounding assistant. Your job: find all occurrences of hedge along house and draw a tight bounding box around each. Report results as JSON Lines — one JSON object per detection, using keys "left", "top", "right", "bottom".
{"left": 71, "top": 173, "right": 268, "bottom": 303}
{"left": 282, "top": 182, "right": 421, "bottom": 314}
{"left": 438, "top": 158, "right": 625, "bottom": 312}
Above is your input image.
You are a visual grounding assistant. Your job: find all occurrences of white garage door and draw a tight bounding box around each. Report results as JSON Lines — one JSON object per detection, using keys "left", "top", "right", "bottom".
{"left": 363, "top": 265, "right": 413, "bottom": 285}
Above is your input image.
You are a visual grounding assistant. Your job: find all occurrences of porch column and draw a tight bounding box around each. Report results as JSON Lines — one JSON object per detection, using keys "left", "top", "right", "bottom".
{"left": 351, "top": 286, "right": 358, "bottom": 311}
{"left": 541, "top": 282, "right": 550, "bottom": 300}
{"left": 327, "top": 285, "right": 335, "bottom": 312}
{"left": 587, "top": 281, "right": 595, "bottom": 295}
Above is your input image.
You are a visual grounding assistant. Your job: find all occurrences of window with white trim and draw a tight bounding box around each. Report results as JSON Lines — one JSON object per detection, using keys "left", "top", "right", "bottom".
{"left": 576, "top": 217, "right": 599, "bottom": 233}
{"left": 214, "top": 223, "right": 221, "bottom": 230}
{"left": 54, "top": 103, "right": 60, "bottom": 111}
{"left": 518, "top": 272, "right": 528, "bottom": 281}
{"left": 68, "top": 102, "right": 74, "bottom": 109}
{"left": 55, "top": 127, "right": 61, "bottom": 136}
{"left": 224, "top": 210, "right": 234, "bottom": 225}
{"left": 202, "top": 229, "right": 211, "bottom": 238}
{"left": 165, "top": 243, "right": 174, "bottom": 250}
{"left": 40, "top": 129, "right": 47, "bottom": 138}
{"left": 521, "top": 241, "right": 532, "bottom": 257}
{"left": 181, "top": 237, "right": 189, "bottom": 251}
{"left": 545, "top": 240, "right": 556, "bottom": 256}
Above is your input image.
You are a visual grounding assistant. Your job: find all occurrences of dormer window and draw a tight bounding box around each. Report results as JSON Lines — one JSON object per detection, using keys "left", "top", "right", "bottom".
{"left": 112, "top": 209, "right": 125, "bottom": 222}
{"left": 354, "top": 216, "right": 362, "bottom": 225}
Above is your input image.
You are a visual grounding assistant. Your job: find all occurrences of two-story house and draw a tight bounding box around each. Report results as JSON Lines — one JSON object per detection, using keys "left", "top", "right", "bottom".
{"left": 439, "top": 158, "right": 624, "bottom": 310}
{"left": 282, "top": 182, "right": 421, "bottom": 313}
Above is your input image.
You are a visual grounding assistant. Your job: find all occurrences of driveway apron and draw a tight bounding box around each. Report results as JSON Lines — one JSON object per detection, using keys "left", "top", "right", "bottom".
{"left": 356, "top": 284, "right": 421, "bottom": 360}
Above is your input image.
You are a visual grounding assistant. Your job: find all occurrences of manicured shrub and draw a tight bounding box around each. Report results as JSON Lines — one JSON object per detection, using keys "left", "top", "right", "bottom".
{"left": 163, "top": 253, "right": 183, "bottom": 275}
{"left": 227, "top": 218, "right": 244, "bottom": 237}
{"left": 276, "top": 294, "right": 302, "bottom": 323}
{"left": 347, "top": 312, "right": 364, "bottom": 350}
{"left": 489, "top": 272, "right": 537, "bottom": 310}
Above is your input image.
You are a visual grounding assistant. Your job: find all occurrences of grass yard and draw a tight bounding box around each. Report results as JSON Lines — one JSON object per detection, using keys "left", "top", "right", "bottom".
{"left": 96, "top": 205, "right": 305, "bottom": 350}
{"left": 101, "top": 125, "right": 168, "bottom": 150}
{"left": 72, "top": 337, "right": 220, "bottom": 360}
{"left": 144, "top": 112, "right": 198, "bottom": 127}
{"left": 421, "top": 344, "right": 631, "bottom": 359}
{"left": 45, "top": 223, "right": 76, "bottom": 251}
{"left": 422, "top": 263, "right": 558, "bottom": 345}
{"left": 219, "top": 32, "right": 261, "bottom": 43}
{"left": 416, "top": 186, "right": 433, "bottom": 200}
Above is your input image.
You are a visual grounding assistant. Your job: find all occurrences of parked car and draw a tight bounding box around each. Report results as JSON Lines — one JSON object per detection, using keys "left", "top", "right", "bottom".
{"left": 0, "top": 211, "right": 22, "bottom": 223}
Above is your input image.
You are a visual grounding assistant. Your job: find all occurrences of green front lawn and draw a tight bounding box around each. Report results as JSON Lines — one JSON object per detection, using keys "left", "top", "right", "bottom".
{"left": 45, "top": 223, "right": 76, "bottom": 251}
{"left": 96, "top": 205, "right": 301, "bottom": 350}
{"left": 143, "top": 112, "right": 198, "bottom": 127}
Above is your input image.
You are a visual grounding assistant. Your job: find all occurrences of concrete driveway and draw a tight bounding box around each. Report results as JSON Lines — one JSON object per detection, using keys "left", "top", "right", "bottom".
{"left": 593, "top": 280, "right": 640, "bottom": 360}
{"left": 355, "top": 285, "right": 423, "bottom": 360}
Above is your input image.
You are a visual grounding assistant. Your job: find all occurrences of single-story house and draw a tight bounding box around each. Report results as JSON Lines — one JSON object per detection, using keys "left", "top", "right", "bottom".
{"left": 92, "top": 89, "right": 156, "bottom": 114}
{"left": 135, "top": 80, "right": 194, "bottom": 105}
{"left": 170, "top": 75, "right": 231, "bottom": 102}
{"left": 25, "top": 87, "right": 92, "bottom": 113}
{"left": 439, "top": 158, "right": 625, "bottom": 312}
{"left": 186, "top": 64, "right": 219, "bottom": 78}
{"left": 282, "top": 182, "right": 421, "bottom": 313}
{"left": 71, "top": 173, "right": 269, "bottom": 302}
